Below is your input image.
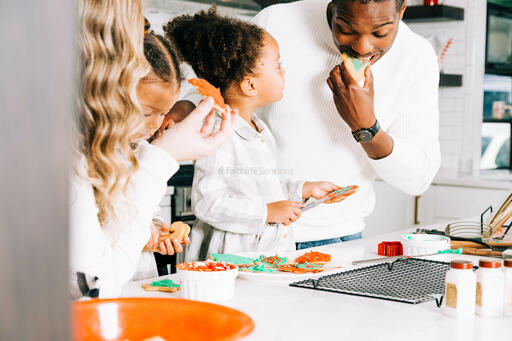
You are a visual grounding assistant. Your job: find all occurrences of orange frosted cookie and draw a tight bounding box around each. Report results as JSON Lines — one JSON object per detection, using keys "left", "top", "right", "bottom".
{"left": 188, "top": 78, "right": 228, "bottom": 115}
{"left": 324, "top": 185, "right": 358, "bottom": 204}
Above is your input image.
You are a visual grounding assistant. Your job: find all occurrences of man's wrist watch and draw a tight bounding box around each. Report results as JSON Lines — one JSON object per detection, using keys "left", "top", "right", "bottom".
{"left": 352, "top": 120, "right": 380, "bottom": 143}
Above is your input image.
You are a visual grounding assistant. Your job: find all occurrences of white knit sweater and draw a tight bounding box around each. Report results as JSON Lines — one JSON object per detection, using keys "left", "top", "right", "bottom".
{"left": 253, "top": 0, "right": 441, "bottom": 242}
{"left": 70, "top": 141, "right": 179, "bottom": 298}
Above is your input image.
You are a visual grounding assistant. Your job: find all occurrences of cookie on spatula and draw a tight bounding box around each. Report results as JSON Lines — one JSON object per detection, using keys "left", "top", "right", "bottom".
{"left": 324, "top": 185, "right": 358, "bottom": 204}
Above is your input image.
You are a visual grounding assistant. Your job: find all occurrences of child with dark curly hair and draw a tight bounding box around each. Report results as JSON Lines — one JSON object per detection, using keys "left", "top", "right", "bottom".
{"left": 164, "top": 8, "right": 341, "bottom": 259}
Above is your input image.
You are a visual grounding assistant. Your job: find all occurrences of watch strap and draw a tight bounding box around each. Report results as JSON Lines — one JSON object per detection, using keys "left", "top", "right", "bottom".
{"left": 352, "top": 120, "right": 380, "bottom": 142}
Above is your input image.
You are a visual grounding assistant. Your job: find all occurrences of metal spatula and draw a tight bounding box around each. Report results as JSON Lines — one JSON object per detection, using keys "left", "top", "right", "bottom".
{"left": 302, "top": 185, "right": 358, "bottom": 212}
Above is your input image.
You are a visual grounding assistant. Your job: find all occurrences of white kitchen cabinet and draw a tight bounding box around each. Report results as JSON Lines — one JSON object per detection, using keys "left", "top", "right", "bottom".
{"left": 365, "top": 178, "right": 512, "bottom": 236}
{"left": 417, "top": 184, "right": 511, "bottom": 225}
{"left": 364, "top": 180, "right": 415, "bottom": 236}
{"left": 157, "top": 186, "right": 174, "bottom": 224}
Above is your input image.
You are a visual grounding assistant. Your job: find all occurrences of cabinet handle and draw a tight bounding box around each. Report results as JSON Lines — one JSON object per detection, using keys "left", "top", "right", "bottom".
{"left": 414, "top": 195, "right": 421, "bottom": 225}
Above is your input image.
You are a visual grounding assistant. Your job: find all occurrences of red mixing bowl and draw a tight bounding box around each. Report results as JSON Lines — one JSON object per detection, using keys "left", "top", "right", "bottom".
{"left": 72, "top": 297, "right": 254, "bottom": 341}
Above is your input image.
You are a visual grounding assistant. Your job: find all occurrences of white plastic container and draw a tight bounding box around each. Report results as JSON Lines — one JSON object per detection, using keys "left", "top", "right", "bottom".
{"left": 475, "top": 259, "right": 504, "bottom": 318}
{"left": 177, "top": 261, "right": 238, "bottom": 303}
{"left": 443, "top": 260, "right": 476, "bottom": 319}
{"left": 400, "top": 234, "right": 450, "bottom": 260}
{"left": 504, "top": 259, "right": 512, "bottom": 317}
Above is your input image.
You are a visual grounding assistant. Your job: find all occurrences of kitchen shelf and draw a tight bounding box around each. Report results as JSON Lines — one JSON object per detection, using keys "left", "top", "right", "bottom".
{"left": 439, "top": 73, "right": 462, "bottom": 87}
{"left": 403, "top": 5, "right": 464, "bottom": 23}
{"left": 253, "top": 0, "right": 296, "bottom": 8}
{"left": 483, "top": 117, "right": 512, "bottom": 123}
{"left": 485, "top": 66, "right": 512, "bottom": 77}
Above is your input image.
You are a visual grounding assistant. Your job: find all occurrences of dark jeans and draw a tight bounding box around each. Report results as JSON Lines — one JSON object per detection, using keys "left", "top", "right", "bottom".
{"left": 295, "top": 232, "right": 363, "bottom": 250}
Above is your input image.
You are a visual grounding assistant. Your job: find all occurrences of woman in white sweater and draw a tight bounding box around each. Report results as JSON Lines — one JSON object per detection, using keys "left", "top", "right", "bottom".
{"left": 70, "top": 0, "right": 234, "bottom": 299}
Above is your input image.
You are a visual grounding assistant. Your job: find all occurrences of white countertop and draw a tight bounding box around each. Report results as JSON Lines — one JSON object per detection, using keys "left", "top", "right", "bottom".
{"left": 122, "top": 226, "right": 511, "bottom": 341}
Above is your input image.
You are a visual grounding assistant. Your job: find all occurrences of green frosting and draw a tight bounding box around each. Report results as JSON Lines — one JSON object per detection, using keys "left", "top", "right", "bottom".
{"left": 352, "top": 58, "right": 369, "bottom": 71}
{"left": 151, "top": 279, "right": 180, "bottom": 288}
{"left": 293, "top": 262, "right": 324, "bottom": 270}
{"left": 437, "top": 248, "right": 463, "bottom": 255}
{"left": 406, "top": 235, "right": 448, "bottom": 242}
{"left": 245, "top": 263, "right": 276, "bottom": 273}
{"left": 209, "top": 253, "right": 255, "bottom": 265}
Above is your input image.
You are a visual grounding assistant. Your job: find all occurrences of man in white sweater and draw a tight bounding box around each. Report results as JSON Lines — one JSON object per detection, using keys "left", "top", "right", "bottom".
{"left": 252, "top": 0, "right": 441, "bottom": 249}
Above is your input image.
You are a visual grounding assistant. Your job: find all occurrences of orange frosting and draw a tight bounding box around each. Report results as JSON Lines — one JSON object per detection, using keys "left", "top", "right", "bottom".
{"left": 177, "top": 261, "right": 236, "bottom": 272}
{"left": 295, "top": 251, "right": 331, "bottom": 264}
{"left": 188, "top": 78, "right": 228, "bottom": 114}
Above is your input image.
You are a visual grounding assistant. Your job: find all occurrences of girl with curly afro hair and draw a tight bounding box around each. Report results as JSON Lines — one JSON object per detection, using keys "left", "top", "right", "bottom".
{"left": 164, "top": 7, "right": 341, "bottom": 259}
{"left": 164, "top": 6, "right": 283, "bottom": 124}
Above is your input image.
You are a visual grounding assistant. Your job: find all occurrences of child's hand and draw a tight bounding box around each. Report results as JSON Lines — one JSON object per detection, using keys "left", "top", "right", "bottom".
{"left": 152, "top": 97, "right": 236, "bottom": 162}
{"left": 157, "top": 222, "right": 191, "bottom": 255}
{"left": 266, "top": 200, "right": 304, "bottom": 226}
{"left": 151, "top": 114, "right": 176, "bottom": 140}
{"left": 302, "top": 181, "right": 340, "bottom": 199}
{"left": 144, "top": 222, "right": 191, "bottom": 255}
{"left": 150, "top": 101, "right": 196, "bottom": 141}
{"left": 144, "top": 221, "right": 162, "bottom": 252}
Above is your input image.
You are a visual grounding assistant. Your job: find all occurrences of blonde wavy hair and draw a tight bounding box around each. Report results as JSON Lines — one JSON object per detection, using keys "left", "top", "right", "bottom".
{"left": 76, "top": 0, "right": 149, "bottom": 225}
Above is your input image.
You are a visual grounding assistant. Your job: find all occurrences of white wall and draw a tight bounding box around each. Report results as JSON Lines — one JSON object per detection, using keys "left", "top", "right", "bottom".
{"left": 144, "top": 0, "right": 257, "bottom": 34}
{"left": 406, "top": 0, "right": 487, "bottom": 177}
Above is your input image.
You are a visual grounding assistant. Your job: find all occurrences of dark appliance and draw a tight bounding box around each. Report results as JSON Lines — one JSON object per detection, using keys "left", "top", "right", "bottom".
{"left": 154, "top": 164, "right": 195, "bottom": 275}
{"left": 485, "top": 2, "right": 512, "bottom": 76}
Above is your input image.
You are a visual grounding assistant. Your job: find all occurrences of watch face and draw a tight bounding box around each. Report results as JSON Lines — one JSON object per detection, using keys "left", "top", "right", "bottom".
{"left": 355, "top": 130, "right": 372, "bottom": 142}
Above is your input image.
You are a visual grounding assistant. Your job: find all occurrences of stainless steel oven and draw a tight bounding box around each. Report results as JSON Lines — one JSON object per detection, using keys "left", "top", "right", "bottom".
{"left": 173, "top": 186, "right": 194, "bottom": 221}
{"left": 171, "top": 185, "right": 195, "bottom": 265}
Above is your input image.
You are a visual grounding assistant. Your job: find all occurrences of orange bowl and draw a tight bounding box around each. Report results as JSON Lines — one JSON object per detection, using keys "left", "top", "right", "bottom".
{"left": 72, "top": 297, "right": 254, "bottom": 341}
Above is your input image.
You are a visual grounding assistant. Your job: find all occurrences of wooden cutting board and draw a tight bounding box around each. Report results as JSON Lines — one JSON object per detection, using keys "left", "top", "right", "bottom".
{"left": 450, "top": 243, "right": 502, "bottom": 258}
{"left": 450, "top": 241, "right": 487, "bottom": 249}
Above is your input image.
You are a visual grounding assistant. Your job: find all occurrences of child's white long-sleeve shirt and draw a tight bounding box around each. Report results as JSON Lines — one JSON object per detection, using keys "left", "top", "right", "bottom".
{"left": 187, "top": 115, "right": 304, "bottom": 260}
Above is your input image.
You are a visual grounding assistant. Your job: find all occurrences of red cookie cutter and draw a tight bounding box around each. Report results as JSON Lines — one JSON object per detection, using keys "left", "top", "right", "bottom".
{"left": 378, "top": 241, "right": 403, "bottom": 257}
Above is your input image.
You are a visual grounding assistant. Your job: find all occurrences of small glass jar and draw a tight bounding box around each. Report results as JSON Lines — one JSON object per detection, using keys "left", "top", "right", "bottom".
{"left": 443, "top": 260, "right": 476, "bottom": 319}
{"left": 475, "top": 259, "right": 504, "bottom": 318}
{"left": 504, "top": 259, "right": 512, "bottom": 317}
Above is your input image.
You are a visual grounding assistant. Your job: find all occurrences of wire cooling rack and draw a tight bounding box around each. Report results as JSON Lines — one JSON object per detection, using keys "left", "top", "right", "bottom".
{"left": 290, "top": 258, "right": 459, "bottom": 306}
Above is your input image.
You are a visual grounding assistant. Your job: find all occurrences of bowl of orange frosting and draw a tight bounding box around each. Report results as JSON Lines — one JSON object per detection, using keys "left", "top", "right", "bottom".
{"left": 176, "top": 261, "right": 238, "bottom": 303}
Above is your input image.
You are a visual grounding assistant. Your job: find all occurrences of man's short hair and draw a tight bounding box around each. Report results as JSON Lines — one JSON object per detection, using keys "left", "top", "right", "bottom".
{"left": 333, "top": 0, "right": 406, "bottom": 12}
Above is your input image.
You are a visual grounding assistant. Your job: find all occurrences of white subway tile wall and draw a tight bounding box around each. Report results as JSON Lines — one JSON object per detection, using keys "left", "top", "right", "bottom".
{"left": 406, "top": 0, "right": 487, "bottom": 176}
{"left": 146, "top": 0, "right": 488, "bottom": 176}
